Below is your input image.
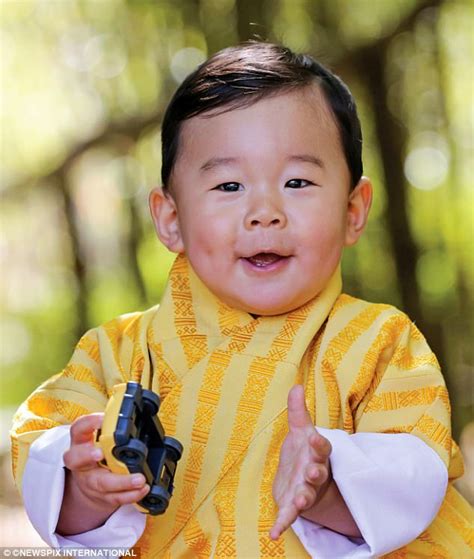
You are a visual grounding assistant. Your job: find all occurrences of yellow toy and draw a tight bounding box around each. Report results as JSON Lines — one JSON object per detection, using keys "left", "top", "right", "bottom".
{"left": 96, "top": 381, "right": 183, "bottom": 515}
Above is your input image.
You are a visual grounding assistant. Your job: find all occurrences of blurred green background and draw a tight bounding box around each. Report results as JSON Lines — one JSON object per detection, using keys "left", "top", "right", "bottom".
{"left": 0, "top": 0, "right": 473, "bottom": 512}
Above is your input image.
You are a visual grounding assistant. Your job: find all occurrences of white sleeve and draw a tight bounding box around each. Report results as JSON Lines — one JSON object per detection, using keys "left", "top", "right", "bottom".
{"left": 291, "top": 429, "right": 448, "bottom": 559}
{"left": 22, "top": 425, "right": 146, "bottom": 548}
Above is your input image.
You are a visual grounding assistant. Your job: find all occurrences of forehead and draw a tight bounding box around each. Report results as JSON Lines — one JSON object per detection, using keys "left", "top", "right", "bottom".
{"left": 173, "top": 86, "right": 346, "bottom": 175}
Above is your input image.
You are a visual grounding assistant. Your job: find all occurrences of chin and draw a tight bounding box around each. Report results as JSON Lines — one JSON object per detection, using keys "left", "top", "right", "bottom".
{"left": 234, "top": 287, "right": 323, "bottom": 316}
{"left": 237, "top": 298, "right": 301, "bottom": 317}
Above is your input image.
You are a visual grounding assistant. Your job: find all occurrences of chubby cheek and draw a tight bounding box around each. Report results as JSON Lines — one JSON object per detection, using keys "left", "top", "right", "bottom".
{"left": 300, "top": 227, "right": 345, "bottom": 278}
{"left": 180, "top": 214, "right": 230, "bottom": 261}
{"left": 306, "top": 210, "right": 345, "bottom": 245}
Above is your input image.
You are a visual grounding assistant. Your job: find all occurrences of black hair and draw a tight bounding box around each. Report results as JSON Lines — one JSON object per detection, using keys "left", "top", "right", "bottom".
{"left": 161, "top": 42, "right": 363, "bottom": 189}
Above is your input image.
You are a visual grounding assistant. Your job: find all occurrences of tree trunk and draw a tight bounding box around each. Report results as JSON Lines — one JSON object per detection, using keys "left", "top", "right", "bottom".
{"left": 125, "top": 194, "right": 148, "bottom": 306}
{"left": 359, "top": 45, "right": 449, "bottom": 390}
{"left": 56, "top": 173, "right": 89, "bottom": 340}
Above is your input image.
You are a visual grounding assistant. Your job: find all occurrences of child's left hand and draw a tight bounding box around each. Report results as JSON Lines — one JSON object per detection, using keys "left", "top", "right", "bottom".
{"left": 270, "top": 384, "right": 332, "bottom": 540}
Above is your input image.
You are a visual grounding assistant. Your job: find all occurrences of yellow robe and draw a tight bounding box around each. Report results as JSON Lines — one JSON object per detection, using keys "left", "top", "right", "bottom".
{"left": 11, "top": 255, "right": 473, "bottom": 558}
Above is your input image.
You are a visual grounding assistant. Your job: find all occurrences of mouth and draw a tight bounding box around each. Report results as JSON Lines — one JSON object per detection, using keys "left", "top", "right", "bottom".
{"left": 241, "top": 252, "right": 291, "bottom": 269}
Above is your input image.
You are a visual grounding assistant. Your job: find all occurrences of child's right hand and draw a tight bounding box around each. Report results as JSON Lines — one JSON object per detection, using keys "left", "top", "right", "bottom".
{"left": 57, "top": 413, "right": 150, "bottom": 536}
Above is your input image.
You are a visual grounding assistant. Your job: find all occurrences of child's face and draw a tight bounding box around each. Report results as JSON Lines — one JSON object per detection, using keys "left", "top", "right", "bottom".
{"left": 151, "top": 87, "right": 371, "bottom": 315}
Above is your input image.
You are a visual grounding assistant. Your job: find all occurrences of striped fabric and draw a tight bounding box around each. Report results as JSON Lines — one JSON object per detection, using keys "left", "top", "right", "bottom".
{"left": 11, "top": 254, "right": 473, "bottom": 557}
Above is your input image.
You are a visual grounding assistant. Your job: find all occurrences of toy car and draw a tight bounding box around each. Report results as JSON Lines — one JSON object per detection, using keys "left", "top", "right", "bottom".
{"left": 95, "top": 381, "right": 183, "bottom": 515}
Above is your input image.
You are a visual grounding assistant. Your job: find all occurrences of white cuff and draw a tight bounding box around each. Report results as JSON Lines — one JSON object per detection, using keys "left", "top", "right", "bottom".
{"left": 292, "top": 430, "right": 448, "bottom": 558}
{"left": 22, "top": 425, "right": 146, "bottom": 548}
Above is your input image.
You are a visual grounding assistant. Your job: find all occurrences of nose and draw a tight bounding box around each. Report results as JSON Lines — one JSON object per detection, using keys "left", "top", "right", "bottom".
{"left": 244, "top": 190, "right": 287, "bottom": 229}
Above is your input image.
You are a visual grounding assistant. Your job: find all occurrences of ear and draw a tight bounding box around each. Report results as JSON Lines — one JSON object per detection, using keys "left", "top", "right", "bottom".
{"left": 344, "top": 177, "right": 373, "bottom": 246}
{"left": 149, "top": 187, "right": 184, "bottom": 253}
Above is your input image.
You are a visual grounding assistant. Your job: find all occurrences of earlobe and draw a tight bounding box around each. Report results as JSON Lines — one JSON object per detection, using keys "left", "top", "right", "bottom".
{"left": 345, "top": 177, "right": 373, "bottom": 246}
{"left": 149, "top": 187, "right": 184, "bottom": 253}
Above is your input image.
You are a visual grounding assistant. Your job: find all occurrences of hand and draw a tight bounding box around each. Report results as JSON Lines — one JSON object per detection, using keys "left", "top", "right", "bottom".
{"left": 269, "top": 385, "right": 332, "bottom": 540}
{"left": 63, "top": 413, "right": 150, "bottom": 515}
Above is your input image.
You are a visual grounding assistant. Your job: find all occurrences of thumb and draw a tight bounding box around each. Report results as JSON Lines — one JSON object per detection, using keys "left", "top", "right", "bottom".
{"left": 287, "top": 385, "right": 313, "bottom": 431}
{"left": 70, "top": 413, "right": 104, "bottom": 445}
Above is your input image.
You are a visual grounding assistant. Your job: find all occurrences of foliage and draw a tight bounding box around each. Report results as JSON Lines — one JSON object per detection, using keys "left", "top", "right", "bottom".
{"left": 0, "top": 0, "right": 472, "bottom": 436}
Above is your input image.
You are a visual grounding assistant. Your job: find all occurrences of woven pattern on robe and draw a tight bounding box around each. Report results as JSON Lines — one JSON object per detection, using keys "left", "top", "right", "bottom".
{"left": 11, "top": 254, "right": 473, "bottom": 558}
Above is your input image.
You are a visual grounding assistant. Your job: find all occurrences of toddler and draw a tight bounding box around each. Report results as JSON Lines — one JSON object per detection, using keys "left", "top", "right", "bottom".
{"left": 11, "top": 42, "right": 472, "bottom": 558}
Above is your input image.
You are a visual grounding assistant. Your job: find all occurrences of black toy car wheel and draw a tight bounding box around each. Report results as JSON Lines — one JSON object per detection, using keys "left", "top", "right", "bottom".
{"left": 164, "top": 436, "right": 183, "bottom": 461}
{"left": 114, "top": 438, "right": 148, "bottom": 466}
{"left": 142, "top": 389, "right": 160, "bottom": 416}
{"left": 141, "top": 484, "right": 171, "bottom": 515}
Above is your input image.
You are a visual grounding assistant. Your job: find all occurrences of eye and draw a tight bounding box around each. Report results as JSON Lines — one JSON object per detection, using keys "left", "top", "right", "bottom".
{"left": 213, "top": 182, "right": 243, "bottom": 192}
{"left": 285, "top": 178, "right": 314, "bottom": 189}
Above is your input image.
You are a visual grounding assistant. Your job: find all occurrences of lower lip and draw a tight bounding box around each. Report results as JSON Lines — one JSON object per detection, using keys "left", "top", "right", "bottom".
{"left": 240, "top": 256, "right": 292, "bottom": 274}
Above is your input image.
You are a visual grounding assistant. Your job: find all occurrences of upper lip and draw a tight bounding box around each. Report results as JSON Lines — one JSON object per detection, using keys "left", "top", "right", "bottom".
{"left": 239, "top": 250, "right": 292, "bottom": 258}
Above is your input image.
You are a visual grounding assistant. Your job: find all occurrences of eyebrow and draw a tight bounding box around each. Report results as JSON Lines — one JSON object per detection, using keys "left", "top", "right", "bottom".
{"left": 199, "top": 157, "right": 240, "bottom": 173}
{"left": 199, "top": 154, "right": 325, "bottom": 173}
{"left": 287, "top": 154, "right": 325, "bottom": 169}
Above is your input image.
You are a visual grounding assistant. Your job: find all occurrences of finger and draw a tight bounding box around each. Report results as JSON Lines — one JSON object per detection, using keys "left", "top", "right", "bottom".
{"left": 287, "top": 385, "right": 313, "bottom": 431}
{"left": 309, "top": 431, "right": 332, "bottom": 460}
{"left": 63, "top": 443, "right": 104, "bottom": 472}
{"left": 269, "top": 502, "right": 299, "bottom": 540}
{"left": 304, "top": 462, "right": 330, "bottom": 488}
{"left": 70, "top": 413, "right": 104, "bottom": 445}
{"left": 91, "top": 471, "right": 147, "bottom": 494}
{"left": 102, "top": 484, "right": 151, "bottom": 508}
{"left": 293, "top": 483, "right": 317, "bottom": 511}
